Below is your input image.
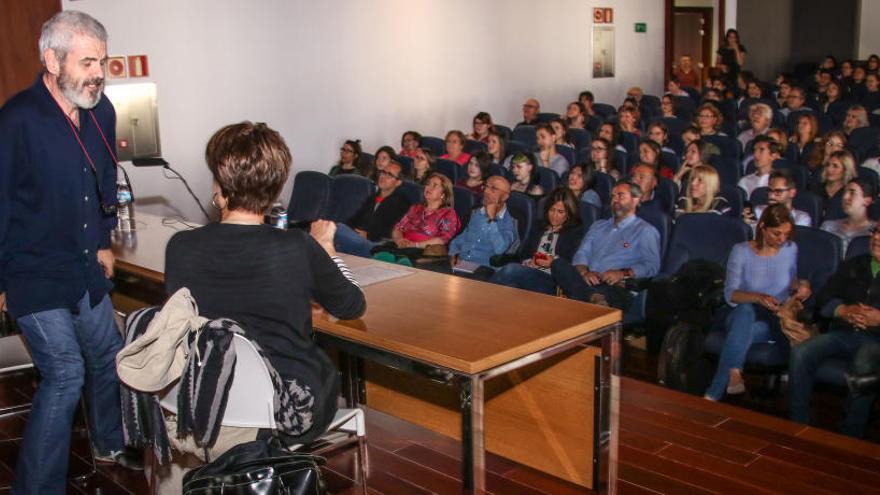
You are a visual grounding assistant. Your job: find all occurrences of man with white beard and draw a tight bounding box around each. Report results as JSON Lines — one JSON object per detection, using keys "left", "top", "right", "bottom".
{"left": 0, "top": 10, "right": 141, "bottom": 494}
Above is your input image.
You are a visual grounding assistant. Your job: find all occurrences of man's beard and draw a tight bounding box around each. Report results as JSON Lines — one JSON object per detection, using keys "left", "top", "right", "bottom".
{"left": 58, "top": 65, "right": 104, "bottom": 109}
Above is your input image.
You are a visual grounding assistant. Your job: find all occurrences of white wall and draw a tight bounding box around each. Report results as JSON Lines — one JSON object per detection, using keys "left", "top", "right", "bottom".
{"left": 857, "top": 0, "right": 880, "bottom": 59}
{"left": 64, "top": 0, "right": 665, "bottom": 221}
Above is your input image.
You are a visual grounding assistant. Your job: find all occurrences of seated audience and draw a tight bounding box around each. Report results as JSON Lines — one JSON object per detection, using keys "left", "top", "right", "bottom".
{"left": 737, "top": 103, "right": 772, "bottom": 150}
{"left": 456, "top": 151, "right": 491, "bottom": 196}
{"left": 517, "top": 98, "right": 540, "bottom": 127}
{"left": 509, "top": 153, "right": 544, "bottom": 197}
{"left": 412, "top": 147, "right": 436, "bottom": 185}
{"left": 551, "top": 118, "right": 573, "bottom": 148}
{"left": 565, "top": 102, "right": 588, "bottom": 130}
{"left": 589, "top": 137, "right": 620, "bottom": 179}
{"left": 696, "top": 103, "right": 726, "bottom": 136}
{"left": 843, "top": 105, "right": 869, "bottom": 136}
{"left": 820, "top": 178, "right": 876, "bottom": 257}
{"left": 490, "top": 188, "right": 584, "bottom": 295}
{"left": 809, "top": 149, "right": 856, "bottom": 220}
{"left": 789, "top": 225, "right": 880, "bottom": 438}
{"left": 673, "top": 139, "right": 714, "bottom": 188}
{"left": 660, "top": 94, "right": 678, "bottom": 118}
{"left": 535, "top": 123, "right": 570, "bottom": 175}
{"left": 579, "top": 90, "right": 596, "bottom": 116}
{"left": 440, "top": 130, "right": 472, "bottom": 166}
{"left": 329, "top": 139, "right": 368, "bottom": 177}
{"left": 666, "top": 75, "right": 690, "bottom": 98}
{"left": 629, "top": 163, "right": 664, "bottom": 214}
{"left": 806, "top": 130, "right": 847, "bottom": 176}
{"left": 551, "top": 180, "right": 660, "bottom": 309}
{"left": 705, "top": 204, "right": 810, "bottom": 401}
{"left": 567, "top": 162, "right": 602, "bottom": 207}
{"left": 745, "top": 169, "right": 812, "bottom": 228}
{"left": 738, "top": 135, "right": 781, "bottom": 198}
{"left": 599, "top": 121, "right": 627, "bottom": 156}
{"left": 487, "top": 129, "right": 507, "bottom": 168}
{"left": 449, "top": 176, "right": 518, "bottom": 274}
{"left": 681, "top": 125, "right": 702, "bottom": 149}
{"left": 781, "top": 86, "right": 813, "bottom": 118}
{"left": 674, "top": 164, "right": 732, "bottom": 218}
{"left": 334, "top": 160, "right": 411, "bottom": 257}
{"left": 618, "top": 107, "right": 641, "bottom": 137}
{"left": 399, "top": 130, "right": 422, "bottom": 159}
{"left": 646, "top": 121, "right": 676, "bottom": 154}
{"left": 626, "top": 86, "right": 644, "bottom": 104}
{"left": 163, "top": 122, "right": 366, "bottom": 489}
{"left": 790, "top": 113, "right": 818, "bottom": 165}
{"left": 369, "top": 145, "right": 396, "bottom": 181}
{"left": 468, "top": 112, "right": 493, "bottom": 144}
{"left": 639, "top": 140, "right": 673, "bottom": 179}
{"left": 392, "top": 173, "right": 461, "bottom": 250}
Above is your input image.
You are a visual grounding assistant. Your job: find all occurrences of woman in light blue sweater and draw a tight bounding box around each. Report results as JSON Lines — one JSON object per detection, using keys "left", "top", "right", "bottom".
{"left": 705, "top": 204, "right": 812, "bottom": 400}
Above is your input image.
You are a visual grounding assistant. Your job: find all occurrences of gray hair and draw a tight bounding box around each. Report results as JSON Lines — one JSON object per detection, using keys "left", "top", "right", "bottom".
{"left": 39, "top": 11, "right": 107, "bottom": 66}
{"left": 615, "top": 179, "right": 643, "bottom": 199}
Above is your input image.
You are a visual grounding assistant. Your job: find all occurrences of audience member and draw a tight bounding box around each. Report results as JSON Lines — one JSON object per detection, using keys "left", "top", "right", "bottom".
{"left": 810, "top": 149, "right": 856, "bottom": 220}
{"left": 781, "top": 86, "right": 812, "bottom": 118}
{"left": 791, "top": 113, "right": 819, "bottom": 165}
{"left": 743, "top": 169, "right": 812, "bottom": 228}
{"left": 674, "top": 139, "right": 714, "bottom": 188}
{"left": 705, "top": 204, "right": 810, "bottom": 401}
{"left": 660, "top": 94, "right": 677, "bottom": 118}
{"left": 738, "top": 135, "right": 780, "bottom": 197}
{"left": 618, "top": 107, "right": 641, "bottom": 137}
{"left": 674, "top": 54, "right": 701, "bottom": 89}
{"left": 666, "top": 76, "right": 689, "bottom": 98}
{"left": 629, "top": 163, "right": 664, "bottom": 214}
{"left": 579, "top": 90, "right": 596, "bottom": 116}
{"left": 369, "top": 145, "right": 396, "bottom": 181}
{"left": 440, "top": 130, "right": 472, "bottom": 166}
{"left": 565, "top": 101, "right": 587, "bottom": 129}
{"left": 806, "top": 130, "right": 847, "bottom": 174}
{"left": 490, "top": 188, "right": 585, "bottom": 295}
{"left": 681, "top": 125, "right": 702, "bottom": 149}
{"left": 468, "top": 111, "right": 493, "bottom": 143}
{"left": 863, "top": 73, "right": 880, "bottom": 113}
{"left": 674, "top": 165, "right": 732, "bottom": 217}
{"left": 696, "top": 103, "right": 725, "bottom": 136}
{"left": 716, "top": 29, "right": 747, "bottom": 80}
{"left": 487, "top": 129, "right": 507, "bottom": 168}
{"left": 335, "top": 161, "right": 411, "bottom": 257}
{"left": 517, "top": 98, "right": 540, "bottom": 127}
{"left": 456, "top": 151, "right": 491, "bottom": 195}
{"left": 399, "top": 130, "right": 422, "bottom": 159}
{"left": 589, "top": 137, "right": 620, "bottom": 179}
{"left": 639, "top": 140, "right": 672, "bottom": 179}
{"left": 509, "top": 153, "right": 544, "bottom": 197}
{"left": 789, "top": 225, "right": 880, "bottom": 438}
{"left": 449, "top": 175, "right": 518, "bottom": 275}
{"left": 551, "top": 180, "right": 661, "bottom": 309}
{"left": 843, "top": 105, "right": 870, "bottom": 136}
{"left": 412, "top": 147, "right": 435, "bottom": 185}
{"left": 567, "top": 162, "right": 602, "bottom": 207}
{"left": 535, "top": 123, "right": 570, "bottom": 175}
{"left": 550, "top": 118, "right": 573, "bottom": 148}
{"left": 329, "top": 139, "right": 368, "bottom": 176}
{"left": 820, "top": 178, "right": 876, "bottom": 257}
{"left": 737, "top": 103, "right": 772, "bottom": 150}
{"left": 392, "top": 173, "right": 461, "bottom": 250}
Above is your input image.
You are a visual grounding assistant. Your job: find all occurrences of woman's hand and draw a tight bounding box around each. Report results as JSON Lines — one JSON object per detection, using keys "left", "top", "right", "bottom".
{"left": 310, "top": 220, "right": 337, "bottom": 255}
{"left": 534, "top": 255, "right": 553, "bottom": 268}
{"left": 793, "top": 280, "right": 811, "bottom": 302}
{"left": 756, "top": 293, "right": 781, "bottom": 312}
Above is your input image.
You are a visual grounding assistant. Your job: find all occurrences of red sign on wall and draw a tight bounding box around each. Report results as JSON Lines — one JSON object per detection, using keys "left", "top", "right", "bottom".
{"left": 107, "top": 57, "right": 125, "bottom": 78}
{"left": 593, "top": 7, "right": 614, "bottom": 24}
{"left": 128, "top": 55, "right": 149, "bottom": 77}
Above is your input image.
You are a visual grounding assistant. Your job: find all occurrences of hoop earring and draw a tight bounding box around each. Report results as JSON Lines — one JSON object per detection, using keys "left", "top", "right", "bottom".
{"left": 211, "top": 192, "right": 226, "bottom": 210}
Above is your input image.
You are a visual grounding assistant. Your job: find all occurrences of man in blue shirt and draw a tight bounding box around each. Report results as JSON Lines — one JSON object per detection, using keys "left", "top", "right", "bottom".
{"left": 551, "top": 180, "right": 661, "bottom": 309}
{"left": 449, "top": 176, "right": 518, "bottom": 279}
{"left": 0, "top": 11, "right": 139, "bottom": 493}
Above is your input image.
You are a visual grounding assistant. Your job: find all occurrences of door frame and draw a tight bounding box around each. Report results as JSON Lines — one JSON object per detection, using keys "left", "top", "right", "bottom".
{"left": 665, "top": 0, "right": 725, "bottom": 87}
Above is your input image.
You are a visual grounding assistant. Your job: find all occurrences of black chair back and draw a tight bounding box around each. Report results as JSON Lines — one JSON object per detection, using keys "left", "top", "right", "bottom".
{"left": 287, "top": 171, "right": 332, "bottom": 224}
{"left": 663, "top": 213, "right": 751, "bottom": 275}
{"left": 327, "top": 174, "right": 375, "bottom": 224}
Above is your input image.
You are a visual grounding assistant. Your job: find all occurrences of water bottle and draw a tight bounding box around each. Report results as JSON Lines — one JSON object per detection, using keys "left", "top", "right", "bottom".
{"left": 268, "top": 202, "right": 287, "bottom": 230}
{"left": 117, "top": 179, "right": 134, "bottom": 232}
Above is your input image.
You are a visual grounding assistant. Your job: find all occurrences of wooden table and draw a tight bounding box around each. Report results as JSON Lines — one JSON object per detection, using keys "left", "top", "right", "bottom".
{"left": 111, "top": 213, "right": 622, "bottom": 493}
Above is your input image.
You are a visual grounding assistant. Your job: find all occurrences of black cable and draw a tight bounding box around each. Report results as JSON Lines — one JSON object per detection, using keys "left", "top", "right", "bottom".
{"left": 162, "top": 164, "right": 211, "bottom": 221}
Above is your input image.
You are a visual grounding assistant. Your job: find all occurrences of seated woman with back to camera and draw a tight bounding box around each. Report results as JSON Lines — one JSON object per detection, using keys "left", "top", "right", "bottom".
{"left": 162, "top": 121, "right": 366, "bottom": 489}
{"left": 489, "top": 188, "right": 584, "bottom": 295}
{"left": 674, "top": 164, "right": 732, "bottom": 218}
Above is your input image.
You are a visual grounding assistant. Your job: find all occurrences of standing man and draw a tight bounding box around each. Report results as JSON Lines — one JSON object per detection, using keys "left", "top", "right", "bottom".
{"left": 0, "top": 11, "right": 139, "bottom": 494}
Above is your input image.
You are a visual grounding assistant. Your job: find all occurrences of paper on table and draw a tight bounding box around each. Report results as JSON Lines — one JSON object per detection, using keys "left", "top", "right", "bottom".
{"left": 351, "top": 263, "right": 414, "bottom": 287}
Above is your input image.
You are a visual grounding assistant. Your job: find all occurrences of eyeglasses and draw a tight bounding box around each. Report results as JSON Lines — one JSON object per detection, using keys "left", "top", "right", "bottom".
{"left": 591, "top": 146, "right": 607, "bottom": 151}
{"left": 377, "top": 170, "right": 400, "bottom": 180}
{"left": 484, "top": 183, "right": 508, "bottom": 193}
{"left": 340, "top": 147, "right": 355, "bottom": 153}
{"left": 767, "top": 187, "right": 792, "bottom": 194}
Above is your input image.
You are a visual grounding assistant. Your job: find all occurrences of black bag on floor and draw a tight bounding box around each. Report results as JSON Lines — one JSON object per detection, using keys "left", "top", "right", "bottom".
{"left": 182, "top": 439, "right": 326, "bottom": 495}
{"left": 657, "top": 321, "right": 713, "bottom": 395}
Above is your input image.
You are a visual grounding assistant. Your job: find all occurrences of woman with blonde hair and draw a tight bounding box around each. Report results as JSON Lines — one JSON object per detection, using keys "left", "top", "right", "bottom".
{"left": 810, "top": 149, "right": 857, "bottom": 220}
{"left": 674, "top": 164, "right": 732, "bottom": 218}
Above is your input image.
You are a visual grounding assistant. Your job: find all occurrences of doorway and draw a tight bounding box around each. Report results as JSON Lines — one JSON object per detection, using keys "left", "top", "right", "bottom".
{"left": 673, "top": 7, "right": 713, "bottom": 84}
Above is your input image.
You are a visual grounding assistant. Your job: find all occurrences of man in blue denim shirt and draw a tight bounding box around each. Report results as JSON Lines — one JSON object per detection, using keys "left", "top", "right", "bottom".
{"left": 0, "top": 11, "right": 140, "bottom": 494}
{"left": 449, "top": 176, "right": 518, "bottom": 276}
{"left": 552, "top": 180, "right": 661, "bottom": 309}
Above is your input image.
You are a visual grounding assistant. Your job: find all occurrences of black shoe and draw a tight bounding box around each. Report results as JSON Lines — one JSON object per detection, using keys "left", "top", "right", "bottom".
{"left": 94, "top": 447, "right": 144, "bottom": 471}
{"left": 846, "top": 373, "right": 880, "bottom": 396}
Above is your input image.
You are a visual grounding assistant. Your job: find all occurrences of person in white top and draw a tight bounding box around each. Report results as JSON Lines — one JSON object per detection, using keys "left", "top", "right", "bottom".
{"left": 738, "top": 135, "right": 780, "bottom": 198}
{"left": 820, "top": 178, "right": 876, "bottom": 258}
{"left": 744, "top": 169, "right": 813, "bottom": 228}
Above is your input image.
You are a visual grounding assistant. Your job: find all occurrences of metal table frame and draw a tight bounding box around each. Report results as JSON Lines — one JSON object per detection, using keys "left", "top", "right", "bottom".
{"left": 317, "top": 321, "right": 620, "bottom": 493}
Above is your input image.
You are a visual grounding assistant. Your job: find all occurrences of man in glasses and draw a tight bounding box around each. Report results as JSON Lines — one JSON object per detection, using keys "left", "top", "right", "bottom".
{"left": 516, "top": 98, "right": 541, "bottom": 127}
{"left": 335, "top": 161, "right": 410, "bottom": 257}
{"left": 0, "top": 11, "right": 142, "bottom": 492}
{"left": 743, "top": 169, "right": 812, "bottom": 228}
{"left": 789, "top": 226, "right": 880, "bottom": 438}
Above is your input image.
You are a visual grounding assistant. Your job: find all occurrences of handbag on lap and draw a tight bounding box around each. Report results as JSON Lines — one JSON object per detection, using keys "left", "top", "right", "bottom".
{"left": 182, "top": 439, "right": 326, "bottom": 495}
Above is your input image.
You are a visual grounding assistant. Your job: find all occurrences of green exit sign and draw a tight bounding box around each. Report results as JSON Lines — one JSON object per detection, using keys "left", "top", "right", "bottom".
{"left": 635, "top": 22, "right": 647, "bottom": 33}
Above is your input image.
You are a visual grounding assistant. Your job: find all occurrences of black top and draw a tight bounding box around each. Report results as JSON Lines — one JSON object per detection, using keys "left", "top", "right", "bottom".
{"left": 349, "top": 188, "right": 412, "bottom": 242}
{"left": 0, "top": 76, "right": 118, "bottom": 317}
{"left": 817, "top": 254, "right": 880, "bottom": 333}
{"left": 165, "top": 223, "right": 366, "bottom": 441}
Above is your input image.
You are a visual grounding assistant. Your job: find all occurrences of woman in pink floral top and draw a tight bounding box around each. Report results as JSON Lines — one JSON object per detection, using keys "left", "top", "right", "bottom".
{"left": 392, "top": 173, "right": 461, "bottom": 248}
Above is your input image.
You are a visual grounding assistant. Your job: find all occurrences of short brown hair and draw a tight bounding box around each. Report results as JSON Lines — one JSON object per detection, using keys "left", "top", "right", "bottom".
{"left": 205, "top": 121, "right": 292, "bottom": 214}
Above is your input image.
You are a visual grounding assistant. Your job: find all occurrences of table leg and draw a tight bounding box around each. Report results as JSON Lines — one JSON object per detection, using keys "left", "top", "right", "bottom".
{"left": 459, "top": 376, "right": 485, "bottom": 492}
{"left": 596, "top": 325, "right": 621, "bottom": 494}
{"left": 340, "top": 352, "right": 365, "bottom": 407}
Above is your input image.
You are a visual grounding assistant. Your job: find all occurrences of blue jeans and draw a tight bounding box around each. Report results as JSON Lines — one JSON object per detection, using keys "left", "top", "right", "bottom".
{"left": 13, "top": 292, "right": 124, "bottom": 495}
{"left": 789, "top": 329, "right": 880, "bottom": 438}
{"left": 334, "top": 223, "right": 376, "bottom": 258}
{"left": 705, "top": 303, "right": 784, "bottom": 400}
{"left": 490, "top": 263, "right": 557, "bottom": 295}
{"left": 550, "top": 258, "right": 632, "bottom": 309}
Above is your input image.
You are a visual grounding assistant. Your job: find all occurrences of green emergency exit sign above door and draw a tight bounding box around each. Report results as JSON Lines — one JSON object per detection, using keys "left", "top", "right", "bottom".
{"left": 635, "top": 22, "right": 647, "bottom": 33}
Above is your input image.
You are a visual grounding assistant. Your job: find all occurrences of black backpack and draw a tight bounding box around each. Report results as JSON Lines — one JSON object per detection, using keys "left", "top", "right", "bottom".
{"left": 646, "top": 259, "right": 726, "bottom": 331}
{"left": 657, "top": 321, "right": 713, "bottom": 395}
